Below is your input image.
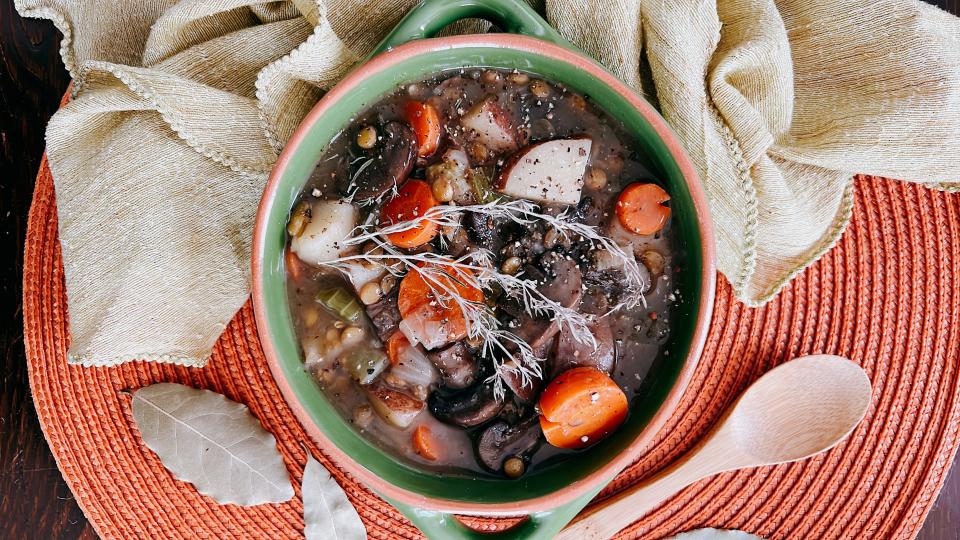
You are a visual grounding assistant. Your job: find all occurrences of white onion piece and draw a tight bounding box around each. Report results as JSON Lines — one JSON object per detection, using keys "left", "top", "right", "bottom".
{"left": 365, "top": 383, "right": 424, "bottom": 428}
{"left": 388, "top": 341, "right": 438, "bottom": 388}
{"left": 399, "top": 310, "right": 453, "bottom": 351}
{"left": 291, "top": 200, "right": 357, "bottom": 265}
{"left": 301, "top": 337, "right": 326, "bottom": 369}
{"left": 338, "top": 260, "right": 384, "bottom": 291}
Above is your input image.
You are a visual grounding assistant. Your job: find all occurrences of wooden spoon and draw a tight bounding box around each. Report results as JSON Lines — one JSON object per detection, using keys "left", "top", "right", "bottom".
{"left": 557, "top": 354, "right": 872, "bottom": 540}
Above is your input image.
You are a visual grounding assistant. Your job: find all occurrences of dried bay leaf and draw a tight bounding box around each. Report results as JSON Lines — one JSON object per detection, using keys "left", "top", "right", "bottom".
{"left": 131, "top": 383, "right": 294, "bottom": 505}
{"left": 303, "top": 453, "right": 366, "bottom": 540}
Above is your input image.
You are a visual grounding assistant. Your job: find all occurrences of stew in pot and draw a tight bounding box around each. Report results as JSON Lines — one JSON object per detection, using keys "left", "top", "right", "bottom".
{"left": 285, "top": 68, "right": 681, "bottom": 478}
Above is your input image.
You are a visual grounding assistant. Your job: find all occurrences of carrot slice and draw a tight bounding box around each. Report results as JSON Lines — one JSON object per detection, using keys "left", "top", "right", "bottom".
{"left": 380, "top": 179, "right": 440, "bottom": 248}
{"left": 386, "top": 332, "right": 408, "bottom": 365}
{"left": 615, "top": 182, "right": 671, "bottom": 236}
{"left": 405, "top": 101, "right": 442, "bottom": 157}
{"left": 285, "top": 247, "right": 306, "bottom": 281}
{"left": 539, "top": 367, "right": 628, "bottom": 449}
{"left": 398, "top": 262, "right": 483, "bottom": 316}
{"left": 397, "top": 262, "right": 484, "bottom": 347}
{"left": 412, "top": 425, "right": 439, "bottom": 460}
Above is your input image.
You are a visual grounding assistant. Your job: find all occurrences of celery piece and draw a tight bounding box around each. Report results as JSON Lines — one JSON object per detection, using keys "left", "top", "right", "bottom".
{"left": 315, "top": 287, "right": 362, "bottom": 322}
{"left": 343, "top": 349, "right": 389, "bottom": 385}
{"left": 469, "top": 167, "right": 496, "bottom": 203}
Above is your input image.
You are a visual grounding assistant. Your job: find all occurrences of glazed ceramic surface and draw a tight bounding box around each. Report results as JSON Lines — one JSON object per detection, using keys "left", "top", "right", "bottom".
{"left": 252, "top": 0, "right": 715, "bottom": 537}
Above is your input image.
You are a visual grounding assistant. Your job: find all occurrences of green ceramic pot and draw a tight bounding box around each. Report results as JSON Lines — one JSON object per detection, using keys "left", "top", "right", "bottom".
{"left": 252, "top": 0, "right": 716, "bottom": 538}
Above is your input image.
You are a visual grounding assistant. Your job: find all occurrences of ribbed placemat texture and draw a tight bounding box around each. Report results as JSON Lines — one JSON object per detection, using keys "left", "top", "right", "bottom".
{"left": 23, "top": 157, "right": 960, "bottom": 538}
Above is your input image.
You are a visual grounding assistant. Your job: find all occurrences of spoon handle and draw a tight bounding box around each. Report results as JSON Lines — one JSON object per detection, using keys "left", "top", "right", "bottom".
{"left": 556, "top": 436, "right": 736, "bottom": 540}
{"left": 554, "top": 471, "right": 694, "bottom": 539}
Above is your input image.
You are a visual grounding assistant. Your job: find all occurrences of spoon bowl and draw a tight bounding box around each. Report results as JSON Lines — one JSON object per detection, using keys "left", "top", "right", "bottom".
{"left": 726, "top": 355, "right": 872, "bottom": 465}
{"left": 558, "top": 354, "right": 872, "bottom": 540}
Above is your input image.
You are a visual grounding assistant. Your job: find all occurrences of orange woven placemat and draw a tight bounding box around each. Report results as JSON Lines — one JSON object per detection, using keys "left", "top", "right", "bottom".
{"left": 23, "top": 154, "right": 960, "bottom": 539}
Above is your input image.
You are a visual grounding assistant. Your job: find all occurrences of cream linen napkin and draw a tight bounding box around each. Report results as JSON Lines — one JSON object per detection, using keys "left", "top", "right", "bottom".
{"left": 16, "top": 0, "right": 960, "bottom": 366}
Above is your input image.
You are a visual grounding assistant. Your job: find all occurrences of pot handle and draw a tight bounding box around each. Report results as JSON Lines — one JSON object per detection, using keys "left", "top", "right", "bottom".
{"left": 369, "top": 0, "right": 571, "bottom": 58}
{"left": 386, "top": 487, "right": 597, "bottom": 540}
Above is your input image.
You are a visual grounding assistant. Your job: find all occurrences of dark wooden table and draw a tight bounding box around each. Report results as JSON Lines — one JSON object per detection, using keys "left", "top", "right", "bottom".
{"left": 1, "top": 1, "right": 958, "bottom": 538}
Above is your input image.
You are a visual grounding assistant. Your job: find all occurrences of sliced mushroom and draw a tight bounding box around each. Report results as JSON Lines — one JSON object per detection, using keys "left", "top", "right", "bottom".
{"left": 507, "top": 256, "right": 584, "bottom": 337}
{"left": 365, "top": 382, "right": 424, "bottom": 428}
{"left": 444, "top": 224, "right": 476, "bottom": 258}
{"left": 439, "top": 210, "right": 478, "bottom": 258}
{"left": 512, "top": 315, "right": 561, "bottom": 358}
{"left": 428, "top": 383, "right": 504, "bottom": 428}
{"left": 476, "top": 416, "right": 542, "bottom": 473}
{"left": 500, "top": 359, "right": 547, "bottom": 403}
{"left": 582, "top": 247, "right": 651, "bottom": 306}
{"left": 348, "top": 122, "right": 418, "bottom": 202}
{"left": 508, "top": 254, "right": 584, "bottom": 352}
{"left": 579, "top": 288, "right": 610, "bottom": 316}
{"left": 552, "top": 317, "right": 616, "bottom": 377}
{"left": 538, "top": 251, "right": 584, "bottom": 309}
{"left": 432, "top": 76, "right": 485, "bottom": 120}
{"left": 427, "top": 342, "right": 478, "bottom": 389}
{"left": 570, "top": 196, "right": 605, "bottom": 227}
{"left": 502, "top": 254, "right": 584, "bottom": 401}
{"left": 464, "top": 211, "right": 507, "bottom": 251}
{"left": 365, "top": 289, "right": 401, "bottom": 342}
